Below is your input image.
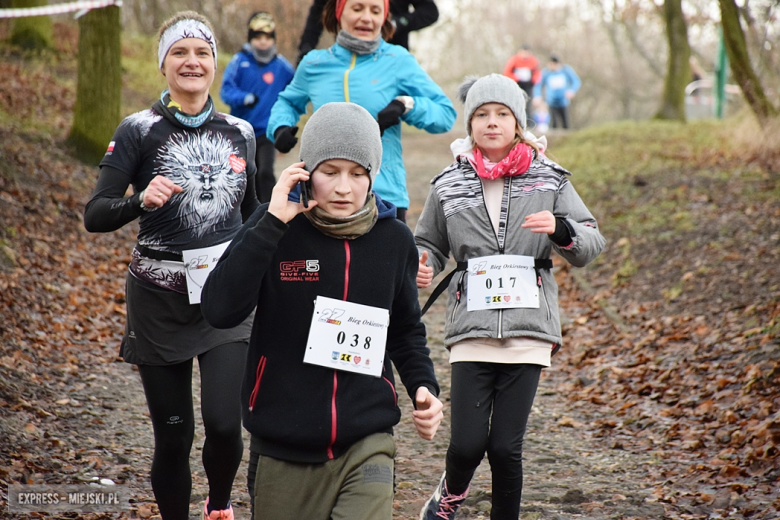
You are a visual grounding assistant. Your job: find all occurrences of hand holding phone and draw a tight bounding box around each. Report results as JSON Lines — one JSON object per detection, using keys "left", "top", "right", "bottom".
{"left": 268, "top": 162, "right": 316, "bottom": 223}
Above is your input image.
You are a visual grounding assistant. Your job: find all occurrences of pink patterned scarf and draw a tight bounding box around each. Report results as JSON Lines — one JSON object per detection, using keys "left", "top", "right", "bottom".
{"left": 472, "top": 143, "right": 534, "bottom": 180}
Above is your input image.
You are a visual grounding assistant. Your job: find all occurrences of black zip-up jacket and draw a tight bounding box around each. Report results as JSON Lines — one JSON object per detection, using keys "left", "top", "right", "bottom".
{"left": 201, "top": 204, "right": 439, "bottom": 463}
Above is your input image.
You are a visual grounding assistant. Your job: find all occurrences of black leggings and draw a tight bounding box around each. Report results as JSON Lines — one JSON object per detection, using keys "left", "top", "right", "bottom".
{"left": 254, "top": 135, "right": 277, "bottom": 204}
{"left": 138, "top": 341, "right": 247, "bottom": 520}
{"left": 445, "top": 362, "right": 542, "bottom": 520}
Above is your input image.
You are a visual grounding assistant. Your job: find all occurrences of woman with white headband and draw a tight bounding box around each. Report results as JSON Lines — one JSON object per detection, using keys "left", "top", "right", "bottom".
{"left": 84, "top": 11, "right": 258, "bottom": 520}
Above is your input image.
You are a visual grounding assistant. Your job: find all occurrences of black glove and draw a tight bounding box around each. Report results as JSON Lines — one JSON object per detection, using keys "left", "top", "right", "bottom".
{"left": 549, "top": 217, "right": 574, "bottom": 247}
{"left": 377, "top": 100, "right": 406, "bottom": 136}
{"left": 273, "top": 126, "right": 299, "bottom": 153}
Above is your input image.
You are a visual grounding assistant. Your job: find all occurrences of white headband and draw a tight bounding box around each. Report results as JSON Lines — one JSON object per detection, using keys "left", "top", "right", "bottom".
{"left": 158, "top": 19, "right": 218, "bottom": 70}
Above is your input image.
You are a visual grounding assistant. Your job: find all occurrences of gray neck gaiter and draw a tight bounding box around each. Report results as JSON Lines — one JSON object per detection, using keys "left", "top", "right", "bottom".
{"left": 250, "top": 43, "right": 277, "bottom": 65}
{"left": 336, "top": 30, "right": 381, "bottom": 55}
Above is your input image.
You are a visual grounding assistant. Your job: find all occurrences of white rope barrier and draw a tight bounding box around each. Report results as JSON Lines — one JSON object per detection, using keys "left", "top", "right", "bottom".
{"left": 0, "top": 0, "right": 122, "bottom": 18}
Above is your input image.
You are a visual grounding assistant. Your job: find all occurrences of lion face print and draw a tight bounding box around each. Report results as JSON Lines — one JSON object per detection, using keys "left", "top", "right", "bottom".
{"left": 156, "top": 130, "right": 246, "bottom": 239}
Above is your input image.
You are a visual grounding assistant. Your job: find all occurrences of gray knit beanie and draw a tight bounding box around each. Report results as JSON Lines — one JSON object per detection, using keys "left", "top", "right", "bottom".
{"left": 300, "top": 102, "right": 382, "bottom": 182}
{"left": 457, "top": 73, "right": 528, "bottom": 133}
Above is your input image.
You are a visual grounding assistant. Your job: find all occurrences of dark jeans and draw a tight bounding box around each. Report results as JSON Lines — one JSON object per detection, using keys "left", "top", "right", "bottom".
{"left": 138, "top": 341, "right": 247, "bottom": 520}
{"left": 255, "top": 134, "right": 277, "bottom": 203}
{"left": 445, "top": 362, "right": 542, "bottom": 520}
{"left": 550, "top": 106, "right": 570, "bottom": 129}
{"left": 518, "top": 83, "right": 534, "bottom": 121}
{"left": 396, "top": 207, "right": 407, "bottom": 223}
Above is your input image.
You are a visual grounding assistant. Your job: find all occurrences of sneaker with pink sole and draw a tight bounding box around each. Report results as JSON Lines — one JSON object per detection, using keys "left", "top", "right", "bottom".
{"left": 419, "top": 472, "right": 469, "bottom": 520}
{"left": 202, "top": 498, "right": 234, "bottom": 520}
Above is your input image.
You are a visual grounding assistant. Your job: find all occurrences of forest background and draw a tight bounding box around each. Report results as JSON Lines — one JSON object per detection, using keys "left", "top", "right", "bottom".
{"left": 3, "top": 0, "right": 780, "bottom": 125}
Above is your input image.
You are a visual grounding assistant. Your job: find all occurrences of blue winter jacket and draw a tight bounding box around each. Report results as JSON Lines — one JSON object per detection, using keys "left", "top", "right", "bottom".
{"left": 532, "top": 65, "right": 581, "bottom": 108}
{"left": 221, "top": 45, "right": 295, "bottom": 137}
{"left": 267, "top": 40, "right": 456, "bottom": 209}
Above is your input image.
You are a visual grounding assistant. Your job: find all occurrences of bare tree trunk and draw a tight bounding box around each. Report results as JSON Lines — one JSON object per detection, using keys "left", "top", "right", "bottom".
{"left": 655, "top": 0, "right": 690, "bottom": 121}
{"left": 10, "top": 0, "right": 53, "bottom": 49}
{"left": 68, "top": 6, "right": 122, "bottom": 165}
{"left": 718, "top": 0, "right": 778, "bottom": 127}
{"left": 738, "top": 0, "right": 779, "bottom": 86}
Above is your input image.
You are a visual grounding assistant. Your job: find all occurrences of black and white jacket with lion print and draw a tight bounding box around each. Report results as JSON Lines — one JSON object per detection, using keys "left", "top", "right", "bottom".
{"left": 84, "top": 101, "right": 260, "bottom": 294}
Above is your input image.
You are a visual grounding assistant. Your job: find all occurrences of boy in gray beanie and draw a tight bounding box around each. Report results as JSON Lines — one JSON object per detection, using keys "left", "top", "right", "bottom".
{"left": 202, "top": 101, "right": 443, "bottom": 520}
{"left": 299, "top": 102, "right": 383, "bottom": 190}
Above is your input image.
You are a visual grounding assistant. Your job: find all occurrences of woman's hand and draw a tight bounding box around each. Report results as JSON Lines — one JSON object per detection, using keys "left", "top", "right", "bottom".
{"left": 377, "top": 99, "right": 406, "bottom": 136}
{"left": 417, "top": 251, "right": 433, "bottom": 288}
{"left": 273, "top": 126, "right": 299, "bottom": 153}
{"left": 521, "top": 210, "right": 556, "bottom": 234}
{"left": 267, "top": 162, "right": 317, "bottom": 223}
{"left": 412, "top": 386, "right": 443, "bottom": 441}
{"left": 143, "top": 175, "right": 183, "bottom": 209}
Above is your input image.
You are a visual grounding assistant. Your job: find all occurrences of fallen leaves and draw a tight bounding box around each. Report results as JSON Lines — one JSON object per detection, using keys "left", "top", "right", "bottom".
{"left": 558, "top": 416, "right": 585, "bottom": 428}
{"left": 0, "top": 52, "right": 143, "bottom": 514}
{"left": 554, "top": 169, "right": 780, "bottom": 517}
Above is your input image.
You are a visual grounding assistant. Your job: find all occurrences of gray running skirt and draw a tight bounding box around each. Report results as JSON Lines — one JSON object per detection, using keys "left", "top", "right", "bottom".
{"left": 120, "top": 272, "right": 253, "bottom": 366}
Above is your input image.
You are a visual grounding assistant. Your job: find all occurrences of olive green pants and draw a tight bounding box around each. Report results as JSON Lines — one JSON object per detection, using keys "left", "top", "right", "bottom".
{"left": 253, "top": 432, "right": 396, "bottom": 520}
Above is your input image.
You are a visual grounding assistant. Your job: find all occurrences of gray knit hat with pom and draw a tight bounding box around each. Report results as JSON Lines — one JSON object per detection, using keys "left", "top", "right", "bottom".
{"left": 458, "top": 73, "right": 528, "bottom": 133}
{"left": 300, "top": 102, "right": 382, "bottom": 182}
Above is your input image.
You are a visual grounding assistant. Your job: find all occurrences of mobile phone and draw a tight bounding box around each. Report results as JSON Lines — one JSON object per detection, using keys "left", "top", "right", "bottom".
{"left": 299, "top": 178, "right": 312, "bottom": 208}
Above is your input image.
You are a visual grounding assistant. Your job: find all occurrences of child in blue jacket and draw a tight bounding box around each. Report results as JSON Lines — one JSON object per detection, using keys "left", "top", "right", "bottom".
{"left": 220, "top": 12, "right": 294, "bottom": 202}
{"left": 532, "top": 54, "right": 581, "bottom": 130}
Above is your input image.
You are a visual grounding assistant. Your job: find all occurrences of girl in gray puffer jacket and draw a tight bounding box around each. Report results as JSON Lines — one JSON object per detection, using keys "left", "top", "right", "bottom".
{"left": 415, "top": 74, "right": 605, "bottom": 520}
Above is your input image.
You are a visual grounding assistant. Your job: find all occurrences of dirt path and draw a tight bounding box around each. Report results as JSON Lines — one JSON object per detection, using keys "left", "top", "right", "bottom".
{"left": 2, "top": 129, "right": 677, "bottom": 519}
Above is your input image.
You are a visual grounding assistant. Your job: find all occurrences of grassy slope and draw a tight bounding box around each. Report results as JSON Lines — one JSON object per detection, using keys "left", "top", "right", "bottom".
{"left": 553, "top": 119, "right": 780, "bottom": 316}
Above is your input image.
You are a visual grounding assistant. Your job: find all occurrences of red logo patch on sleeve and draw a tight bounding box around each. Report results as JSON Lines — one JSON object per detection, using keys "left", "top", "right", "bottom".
{"left": 229, "top": 155, "right": 246, "bottom": 173}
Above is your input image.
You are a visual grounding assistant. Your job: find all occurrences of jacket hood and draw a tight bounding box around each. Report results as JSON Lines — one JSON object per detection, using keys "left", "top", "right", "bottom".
{"left": 374, "top": 191, "right": 397, "bottom": 220}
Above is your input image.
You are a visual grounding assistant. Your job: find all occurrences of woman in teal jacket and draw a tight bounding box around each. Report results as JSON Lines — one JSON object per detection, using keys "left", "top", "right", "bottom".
{"left": 267, "top": 0, "right": 456, "bottom": 222}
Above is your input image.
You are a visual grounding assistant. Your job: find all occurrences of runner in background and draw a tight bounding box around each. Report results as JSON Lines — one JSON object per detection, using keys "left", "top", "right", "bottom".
{"left": 201, "top": 102, "right": 443, "bottom": 520}
{"left": 502, "top": 44, "right": 540, "bottom": 120}
{"left": 220, "top": 12, "right": 294, "bottom": 203}
{"left": 296, "top": 0, "right": 439, "bottom": 62}
{"left": 83, "top": 11, "right": 259, "bottom": 520}
{"left": 415, "top": 74, "right": 605, "bottom": 519}
{"left": 532, "top": 54, "right": 581, "bottom": 130}
{"left": 533, "top": 101, "right": 550, "bottom": 133}
{"left": 267, "top": 0, "right": 455, "bottom": 223}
